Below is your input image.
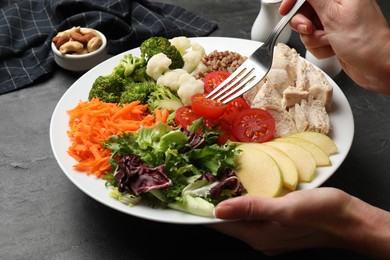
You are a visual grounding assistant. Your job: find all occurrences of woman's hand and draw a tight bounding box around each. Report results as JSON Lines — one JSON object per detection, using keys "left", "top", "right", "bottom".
{"left": 279, "top": 0, "right": 390, "bottom": 94}
{"left": 208, "top": 187, "right": 390, "bottom": 257}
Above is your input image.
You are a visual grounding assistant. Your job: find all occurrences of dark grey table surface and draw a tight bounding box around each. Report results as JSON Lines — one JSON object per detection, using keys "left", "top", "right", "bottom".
{"left": 1, "top": 0, "right": 390, "bottom": 259}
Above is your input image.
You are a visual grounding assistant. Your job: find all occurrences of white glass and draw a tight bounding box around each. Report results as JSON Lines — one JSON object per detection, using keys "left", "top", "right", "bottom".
{"left": 251, "top": 0, "right": 292, "bottom": 44}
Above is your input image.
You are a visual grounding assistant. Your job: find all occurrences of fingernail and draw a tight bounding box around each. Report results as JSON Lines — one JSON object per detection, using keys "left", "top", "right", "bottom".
{"left": 297, "top": 24, "right": 308, "bottom": 34}
{"left": 212, "top": 207, "right": 217, "bottom": 217}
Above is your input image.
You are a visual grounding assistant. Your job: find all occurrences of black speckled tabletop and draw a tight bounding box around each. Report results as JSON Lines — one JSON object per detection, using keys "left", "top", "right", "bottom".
{"left": 1, "top": 0, "right": 389, "bottom": 258}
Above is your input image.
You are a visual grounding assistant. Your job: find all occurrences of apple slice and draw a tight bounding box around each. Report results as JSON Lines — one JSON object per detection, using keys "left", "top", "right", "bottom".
{"left": 278, "top": 187, "right": 292, "bottom": 196}
{"left": 238, "top": 143, "right": 298, "bottom": 191}
{"left": 289, "top": 131, "right": 338, "bottom": 156}
{"left": 273, "top": 137, "right": 331, "bottom": 167}
{"left": 264, "top": 141, "right": 317, "bottom": 182}
{"left": 235, "top": 145, "right": 283, "bottom": 197}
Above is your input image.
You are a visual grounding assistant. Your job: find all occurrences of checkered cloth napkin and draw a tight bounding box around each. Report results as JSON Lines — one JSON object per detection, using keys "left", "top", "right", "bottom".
{"left": 0, "top": 0, "right": 218, "bottom": 94}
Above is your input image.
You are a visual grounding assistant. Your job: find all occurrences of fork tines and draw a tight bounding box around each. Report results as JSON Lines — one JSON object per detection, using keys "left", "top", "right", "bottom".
{"left": 206, "top": 61, "right": 264, "bottom": 104}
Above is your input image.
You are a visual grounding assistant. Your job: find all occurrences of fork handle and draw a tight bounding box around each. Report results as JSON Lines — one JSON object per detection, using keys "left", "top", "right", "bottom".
{"left": 260, "top": 0, "right": 306, "bottom": 53}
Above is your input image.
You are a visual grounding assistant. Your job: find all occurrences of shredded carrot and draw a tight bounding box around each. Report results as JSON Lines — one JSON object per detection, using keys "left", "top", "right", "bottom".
{"left": 155, "top": 108, "right": 169, "bottom": 123}
{"left": 67, "top": 97, "right": 168, "bottom": 178}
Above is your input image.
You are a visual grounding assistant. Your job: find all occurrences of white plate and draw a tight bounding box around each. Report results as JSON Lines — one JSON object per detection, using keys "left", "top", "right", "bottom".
{"left": 50, "top": 37, "right": 354, "bottom": 224}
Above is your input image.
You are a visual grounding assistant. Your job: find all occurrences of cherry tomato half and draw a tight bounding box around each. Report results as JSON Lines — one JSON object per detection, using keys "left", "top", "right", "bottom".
{"left": 203, "top": 71, "right": 231, "bottom": 94}
{"left": 191, "top": 93, "right": 227, "bottom": 119}
{"left": 221, "top": 97, "right": 250, "bottom": 122}
{"left": 175, "top": 106, "right": 200, "bottom": 130}
{"left": 232, "top": 108, "right": 275, "bottom": 143}
{"left": 215, "top": 119, "right": 238, "bottom": 145}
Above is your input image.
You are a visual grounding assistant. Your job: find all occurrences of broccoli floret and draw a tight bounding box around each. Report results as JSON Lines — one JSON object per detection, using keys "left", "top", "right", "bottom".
{"left": 140, "top": 37, "right": 184, "bottom": 70}
{"left": 147, "top": 85, "right": 183, "bottom": 112}
{"left": 88, "top": 54, "right": 150, "bottom": 103}
{"left": 132, "top": 66, "right": 153, "bottom": 83}
{"left": 120, "top": 81, "right": 158, "bottom": 104}
{"left": 113, "top": 54, "right": 146, "bottom": 78}
{"left": 88, "top": 74, "right": 125, "bottom": 103}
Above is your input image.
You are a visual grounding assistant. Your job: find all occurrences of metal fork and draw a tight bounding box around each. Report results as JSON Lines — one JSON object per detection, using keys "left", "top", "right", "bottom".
{"left": 207, "top": 0, "right": 306, "bottom": 104}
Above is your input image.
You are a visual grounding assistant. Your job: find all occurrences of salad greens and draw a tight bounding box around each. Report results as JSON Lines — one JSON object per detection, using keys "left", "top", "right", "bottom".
{"left": 85, "top": 36, "right": 245, "bottom": 217}
{"left": 104, "top": 119, "right": 243, "bottom": 217}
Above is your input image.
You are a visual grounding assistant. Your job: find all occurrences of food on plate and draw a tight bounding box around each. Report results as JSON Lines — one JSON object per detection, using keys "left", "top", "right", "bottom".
{"left": 231, "top": 108, "right": 276, "bottom": 143}
{"left": 198, "top": 49, "right": 247, "bottom": 76}
{"left": 65, "top": 35, "right": 339, "bottom": 217}
{"left": 202, "top": 70, "right": 231, "bottom": 94}
{"left": 235, "top": 131, "right": 338, "bottom": 196}
{"left": 174, "top": 106, "right": 199, "bottom": 130}
{"left": 140, "top": 36, "right": 184, "bottom": 69}
{"left": 88, "top": 52, "right": 184, "bottom": 114}
{"left": 156, "top": 68, "right": 204, "bottom": 106}
{"left": 52, "top": 26, "right": 103, "bottom": 54}
{"left": 289, "top": 131, "right": 339, "bottom": 155}
{"left": 67, "top": 98, "right": 169, "bottom": 177}
{"left": 234, "top": 145, "right": 283, "bottom": 197}
{"left": 273, "top": 137, "right": 331, "bottom": 166}
{"left": 146, "top": 53, "right": 173, "bottom": 81}
{"left": 105, "top": 120, "right": 242, "bottom": 217}
{"left": 191, "top": 93, "right": 227, "bottom": 119}
{"left": 264, "top": 141, "right": 317, "bottom": 182}
{"left": 178, "top": 94, "right": 276, "bottom": 144}
{"left": 236, "top": 142, "right": 298, "bottom": 191}
{"left": 243, "top": 43, "right": 333, "bottom": 137}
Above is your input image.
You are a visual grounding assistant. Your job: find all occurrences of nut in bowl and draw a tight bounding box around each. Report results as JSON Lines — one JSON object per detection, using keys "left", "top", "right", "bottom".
{"left": 51, "top": 26, "right": 108, "bottom": 72}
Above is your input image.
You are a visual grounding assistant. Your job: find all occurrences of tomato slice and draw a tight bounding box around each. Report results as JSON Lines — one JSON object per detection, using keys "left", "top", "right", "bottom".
{"left": 221, "top": 97, "right": 250, "bottom": 122}
{"left": 203, "top": 71, "right": 231, "bottom": 94}
{"left": 191, "top": 93, "right": 227, "bottom": 119}
{"left": 175, "top": 106, "right": 200, "bottom": 130}
{"left": 216, "top": 120, "right": 238, "bottom": 145}
{"left": 232, "top": 108, "right": 275, "bottom": 143}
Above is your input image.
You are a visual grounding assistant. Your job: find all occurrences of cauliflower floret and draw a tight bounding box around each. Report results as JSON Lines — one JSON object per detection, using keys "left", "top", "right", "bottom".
{"left": 157, "top": 69, "right": 188, "bottom": 92}
{"left": 157, "top": 68, "right": 204, "bottom": 106}
{"left": 146, "top": 53, "right": 172, "bottom": 81}
{"left": 183, "top": 42, "right": 207, "bottom": 75}
{"left": 190, "top": 62, "right": 208, "bottom": 76}
{"left": 190, "top": 42, "right": 206, "bottom": 56}
{"left": 183, "top": 50, "right": 204, "bottom": 74}
{"left": 169, "top": 37, "right": 207, "bottom": 75}
{"left": 177, "top": 79, "right": 204, "bottom": 106}
{"left": 169, "top": 36, "right": 192, "bottom": 55}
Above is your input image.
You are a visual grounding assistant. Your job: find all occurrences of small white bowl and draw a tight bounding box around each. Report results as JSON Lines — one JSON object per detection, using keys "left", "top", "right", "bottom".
{"left": 52, "top": 28, "right": 108, "bottom": 72}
